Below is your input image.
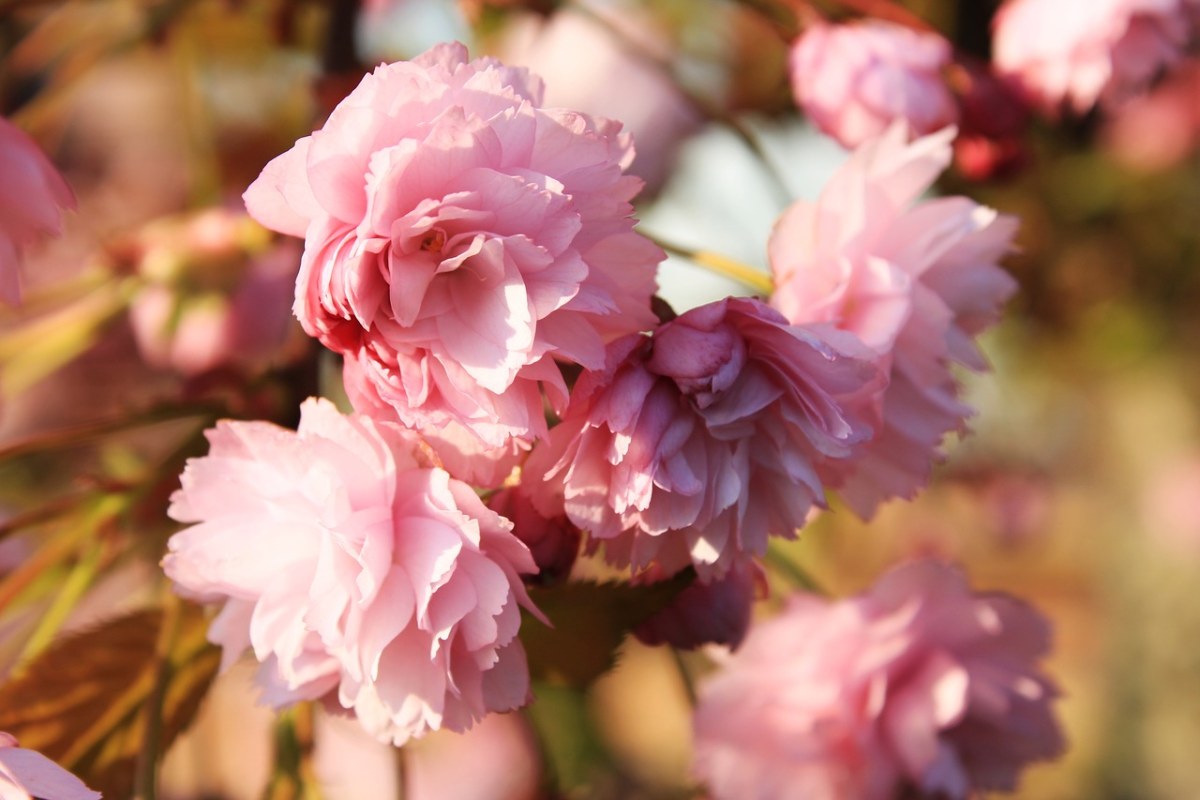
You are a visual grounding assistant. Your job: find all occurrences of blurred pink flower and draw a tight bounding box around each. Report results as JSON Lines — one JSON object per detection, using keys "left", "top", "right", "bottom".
{"left": 498, "top": 7, "right": 703, "bottom": 193}
{"left": 127, "top": 209, "right": 303, "bottom": 377}
{"left": 769, "top": 125, "right": 1018, "bottom": 519}
{"left": 528, "top": 296, "right": 884, "bottom": 579}
{"left": 993, "top": 0, "right": 1191, "bottom": 114}
{"left": 163, "top": 398, "right": 543, "bottom": 745}
{"left": 790, "top": 20, "right": 958, "bottom": 149}
{"left": 244, "top": 41, "right": 661, "bottom": 448}
{"left": 1103, "top": 58, "right": 1200, "bottom": 170}
{"left": 952, "top": 61, "right": 1031, "bottom": 181}
{"left": 0, "top": 733, "right": 100, "bottom": 800}
{"left": 0, "top": 116, "right": 75, "bottom": 306}
{"left": 692, "top": 559, "right": 1064, "bottom": 800}
{"left": 1143, "top": 454, "right": 1200, "bottom": 553}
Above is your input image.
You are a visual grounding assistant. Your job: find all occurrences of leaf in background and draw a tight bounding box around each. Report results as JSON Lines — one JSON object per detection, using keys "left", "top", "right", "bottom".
{"left": 0, "top": 279, "right": 132, "bottom": 398}
{"left": 0, "top": 603, "right": 220, "bottom": 798}
{"left": 521, "top": 569, "right": 695, "bottom": 688}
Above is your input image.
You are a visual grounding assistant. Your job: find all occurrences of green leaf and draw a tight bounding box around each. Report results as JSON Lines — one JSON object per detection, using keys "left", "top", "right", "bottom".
{"left": 521, "top": 569, "right": 695, "bottom": 688}
{"left": 0, "top": 280, "right": 131, "bottom": 398}
{"left": 0, "top": 603, "right": 220, "bottom": 798}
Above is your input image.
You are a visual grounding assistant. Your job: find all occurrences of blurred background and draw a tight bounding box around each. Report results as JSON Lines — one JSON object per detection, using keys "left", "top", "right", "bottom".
{"left": 2, "top": 0, "right": 1199, "bottom": 797}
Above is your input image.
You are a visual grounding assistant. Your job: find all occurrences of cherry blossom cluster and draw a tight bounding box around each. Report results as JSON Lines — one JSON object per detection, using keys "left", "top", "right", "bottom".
{"left": 0, "top": 12, "right": 1104, "bottom": 795}
{"left": 157, "top": 33, "right": 1031, "bottom": 751}
{"left": 790, "top": 0, "right": 1200, "bottom": 177}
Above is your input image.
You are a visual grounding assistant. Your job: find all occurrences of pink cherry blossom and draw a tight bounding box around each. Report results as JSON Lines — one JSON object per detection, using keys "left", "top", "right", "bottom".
{"left": 790, "top": 20, "right": 958, "bottom": 149}
{"left": 163, "top": 398, "right": 543, "bottom": 745}
{"left": 692, "top": 559, "right": 1064, "bottom": 800}
{"left": 244, "top": 42, "right": 662, "bottom": 448}
{"left": 527, "top": 296, "right": 884, "bottom": 579}
{"left": 769, "top": 125, "right": 1018, "bottom": 519}
{"left": 0, "top": 733, "right": 101, "bottom": 800}
{"left": 0, "top": 116, "right": 75, "bottom": 306}
{"left": 993, "top": 0, "right": 1192, "bottom": 114}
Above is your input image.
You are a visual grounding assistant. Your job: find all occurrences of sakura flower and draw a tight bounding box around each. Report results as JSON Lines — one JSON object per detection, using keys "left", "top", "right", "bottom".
{"left": 163, "top": 398, "right": 543, "bottom": 745}
{"left": 769, "top": 125, "right": 1018, "bottom": 518}
{"left": 0, "top": 116, "right": 75, "bottom": 306}
{"left": 244, "top": 41, "right": 661, "bottom": 448}
{"left": 993, "top": 0, "right": 1192, "bottom": 114}
{"left": 528, "top": 296, "right": 884, "bottom": 579}
{"left": 0, "top": 733, "right": 100, "bottom": 800}
{"left": 692, "top": 559, "right": 1065, "bottom": 800}
{"left": 790, "top": 20, "right": 958, "bottom": 149}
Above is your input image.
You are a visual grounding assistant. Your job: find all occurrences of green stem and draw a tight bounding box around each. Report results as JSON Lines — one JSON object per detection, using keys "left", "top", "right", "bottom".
{"left": 765, "top": 540, "right": 825, "bottom": 593}
{"left": 670, "top": 647, "right": 698, "bottom": 707}
{"left": 645, "top": 233, "right": 775, "bottom": 296}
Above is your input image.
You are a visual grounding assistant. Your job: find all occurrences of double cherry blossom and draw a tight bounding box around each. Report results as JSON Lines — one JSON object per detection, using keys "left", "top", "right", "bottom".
{"left": 159, "top": 40, "right": 1059, "bottom": 794}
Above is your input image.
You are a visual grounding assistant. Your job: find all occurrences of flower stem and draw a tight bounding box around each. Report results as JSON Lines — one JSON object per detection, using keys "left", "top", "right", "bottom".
{"left": 395, "top": 745, "right": 407, "bottom": 800}
{"left": 646, "top": 234, "right": 775, "bottom": 296}
{"left": 670, "top": 647, "right": 698, "bottom": 707}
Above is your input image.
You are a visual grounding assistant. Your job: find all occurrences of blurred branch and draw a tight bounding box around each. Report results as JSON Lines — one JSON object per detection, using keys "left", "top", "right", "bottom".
{"left": 321, "top": 0, "right": 361, "bottom": 74}
{"left": 0, "top": 401, "right": 225, "bottom": 463}
{"left": 830, "top": 0, "right": 934, "bottom": 31}
{"left": 0, "top": 492, "right": 93, "bottom": 542}
{"left": 567, "top": 0, "right": 795, "bottom": 207}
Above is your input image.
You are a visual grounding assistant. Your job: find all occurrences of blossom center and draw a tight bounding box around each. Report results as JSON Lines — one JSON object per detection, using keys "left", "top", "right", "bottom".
{"left": 420, "top": 227, "right": 447, "bottom": 255}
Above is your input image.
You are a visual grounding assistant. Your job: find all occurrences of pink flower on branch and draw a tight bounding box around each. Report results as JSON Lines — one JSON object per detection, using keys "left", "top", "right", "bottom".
{"left": 0, "top": 733, "right": 100, "bottom": 800}
{"left": 528, "top": 296, "right": 884, "bottom": 580}
{"left": 790, "top": 20, "right": 958, "bottom": 149}
{"left": 0, "top": 117, "right": 75, "bottom": 306}
{"left": 993, "top": 0, "right": 1192, "bottom": 114}
{"left": 770, "top": 125, "right": 1018, "bottom": 518}
{"left": 163, "top": 398, "right": 543, "bottom": 745}
{"left": 692, "top": 560, "right": 1065, "bottom": 800}
{"left": 244, "top": 42, "right": 662, "bottom": 448}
